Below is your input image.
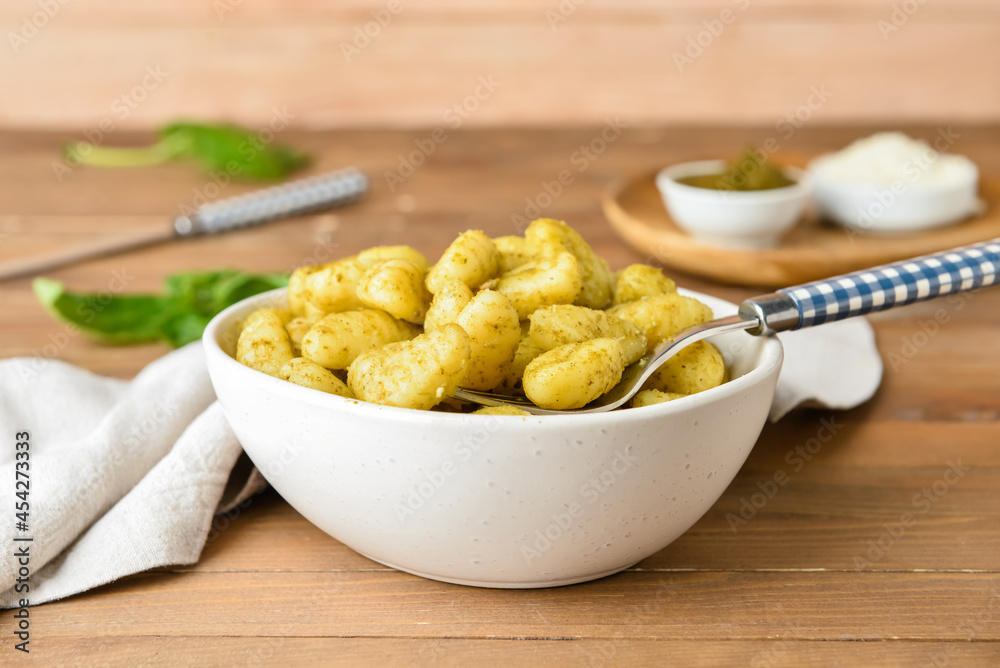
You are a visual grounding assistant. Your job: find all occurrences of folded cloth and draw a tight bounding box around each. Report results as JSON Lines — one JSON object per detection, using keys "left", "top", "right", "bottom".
{"left": 0, "top": 318, "right": 881, "bottom": 607}
{"left": 0, "top": 344, "right": 263, "bottom": 608}
{"left": 770, "top": 317, "right": 883, "bottom": 421}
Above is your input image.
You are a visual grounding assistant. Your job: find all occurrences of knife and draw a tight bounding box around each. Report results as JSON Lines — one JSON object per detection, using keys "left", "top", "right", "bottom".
{"left": 0, "top": 168, "right": 368, "bottom": 282}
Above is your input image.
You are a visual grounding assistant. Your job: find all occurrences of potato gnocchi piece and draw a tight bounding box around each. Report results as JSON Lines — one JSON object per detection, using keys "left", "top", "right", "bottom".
{"left": 495, "top": 251, "right": 582, "bottom": 320}
{"left": 303, "top": 257, "right": 367, "bottom": 314}
{"left": 524, "top": 218, "right": 614, "bottom": 310}
{"left": 301, "top": 309, "right": 418, "bottom": 370}
{"left": 610, "top": 293, "right": 714, "bottom": 352}
{"left": 493, "top": 235, "right": 533, "bottom": 272}
{"left": 236, "top": 307, "right": 296, "bottom": 377}
{"left": 527, "top": 304, "right": 646, "bottom": 365}
{"left": 358, "top": 245, "right": 430, "bottom": 272}
{"left": 472, "top": 406, "right": 532, "bottom": 416}
{"left": 288, "top": 265, "right": 319, "bottom": 317}
{"left": 279, "top": 357, "right": 354, "bottom": 398}
{"left": 643, "top": 341, "right": 726, "bottom": 395}
{"left": 426, "top": 230, "right": 502, "bottom": 294}
{"left": 456, "top": 290, "right": 521, "bottom": 391}
{"left": 356, "top": 259, "right": 431, "bottom": 324}
{"left": 523, "top": 338, "right": 626, "bottom": 410}
{"left": 424, "top": 279, "right": 474, "bottom": 331}
{"left": 495, "top": 327, "right": 546, "bottom": 394}
{"left": 244, "top": 306, "right": 292, "bottom": 326}
{"left": 286, "top": 314, "right": 320, "bottom": 352}
{"left": 613, "top": 264, "right": 677, "bottom": 305}
{"left": 631, "top": 389, "right": 688, "bottom": 408}
{"left": 348, "top": 323, "right": 471, "bottom": 410}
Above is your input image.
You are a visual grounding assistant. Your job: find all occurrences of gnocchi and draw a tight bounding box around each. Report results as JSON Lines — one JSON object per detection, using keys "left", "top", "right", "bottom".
{"left": 279, "top": 357, "right": 354, "bottom": 398}
{"left": 455, "top": 290, "right": 521, "bottom": 391}
{"left": 235, "top": 218, "right": 728, "bottom": 412}
{"left": 424, "top": 279, "right": 474, "bottom": 332}
{"left": 302, "top": 309, "right": 418, "bottom": 370}
{"left": 642, "top": 341, "right": 726, "bottom": 395}
{"left": 347, "top": 324, "right": 470, "bottom": 410}
{"left": 527, "top": 304, "right": 646, "bottom": 365}
{"left": 525, "top": 218, "right": 614, "bottom": 309}
{"left": 357, "top": 259, "right": 431, "bottom": 324}
{"left": 610, "top": 293, "right": 714, "bottom": 352}
{"left": 495, "top": 251, "right": 583, "bottom": 320}
{"left": 236, "top": 307, "right": 295, "bottom": 377}
{"left": 425, "top": 230, "right": 502, "bottom": 294}
{"left": 523, "top": 338, "right": 627, "bottom": 410}
{"left": 613, "top": 264, "right": 677, "bottom": 306}
{"left": 631, "top": 389, "right": 687, "bottom": 408}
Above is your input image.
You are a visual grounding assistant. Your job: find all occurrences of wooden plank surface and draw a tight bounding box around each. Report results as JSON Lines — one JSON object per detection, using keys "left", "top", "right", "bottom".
{"left": 0, "top": 2, "right": 999, "bottom": 128}
{"left": 1, "top": 127, "right": 999, "bottom": 665}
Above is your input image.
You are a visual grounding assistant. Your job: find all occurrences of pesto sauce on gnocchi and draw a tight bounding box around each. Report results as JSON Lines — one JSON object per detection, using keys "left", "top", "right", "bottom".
{"left": 235, "top": 220, "right": 726, "bottom": 412}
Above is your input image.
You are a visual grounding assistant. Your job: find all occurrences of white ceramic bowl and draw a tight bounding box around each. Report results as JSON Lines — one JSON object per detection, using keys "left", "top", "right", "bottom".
{"left": 808, "top": 157, "right": 979, "bottom": 233}
{"left": 655, "top": 160, "right": 811, "bottom": 250}
{"left": 203, "top": 288, "right": 783, "bottom": 588}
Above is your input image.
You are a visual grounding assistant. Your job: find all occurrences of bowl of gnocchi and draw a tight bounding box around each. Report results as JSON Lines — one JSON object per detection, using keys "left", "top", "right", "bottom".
{"left": 204, "top": 218, "right": 783, "bottom": 588}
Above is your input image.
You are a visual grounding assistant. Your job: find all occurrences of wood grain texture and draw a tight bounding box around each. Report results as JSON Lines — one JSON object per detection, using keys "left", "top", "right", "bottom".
{"left": 20, "top": 637, "right": 1000, "bottom": 668}
{"left": 0, "top": 126, "right": 998, "bottom": 665}
{"left": 0, "top": 1, "right": 998, "bottom": 128}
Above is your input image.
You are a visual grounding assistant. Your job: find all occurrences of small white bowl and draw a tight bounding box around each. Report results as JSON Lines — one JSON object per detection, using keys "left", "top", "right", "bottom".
{"left": 808, "top": 158, "right": 979, "bottom": 233}
{"left": 204, "top": 288, "right": 783, "bottom": 588}
{"left": 655, "top": 160, "right": 811, "bottom": 250}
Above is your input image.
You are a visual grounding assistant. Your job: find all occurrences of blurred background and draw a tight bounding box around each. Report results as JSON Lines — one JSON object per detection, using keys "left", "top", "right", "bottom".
{"left": 3, "top": 0, "right": 1000, "bottom": 374}
{"left": 2, "top": 0, "right": 997, "bottom": 129}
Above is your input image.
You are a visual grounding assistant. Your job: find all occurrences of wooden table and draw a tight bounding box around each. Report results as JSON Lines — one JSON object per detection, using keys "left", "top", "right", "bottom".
{"left": 2, "top": 127, "right": 999, "bottom": 666}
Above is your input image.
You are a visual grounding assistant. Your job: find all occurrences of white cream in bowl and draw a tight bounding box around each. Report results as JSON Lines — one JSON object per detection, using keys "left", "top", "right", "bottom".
{"left": 809, "top": 132, "right": 979, "bottom": 233}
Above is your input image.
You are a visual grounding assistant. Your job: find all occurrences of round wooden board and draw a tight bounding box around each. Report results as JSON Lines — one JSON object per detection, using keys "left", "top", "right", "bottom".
{"left": 603, "top": 171, "right": 1000, "bottom": 288}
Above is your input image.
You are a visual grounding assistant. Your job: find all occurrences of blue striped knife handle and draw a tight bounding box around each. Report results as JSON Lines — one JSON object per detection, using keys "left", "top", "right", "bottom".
{"left": 778, "top": 239, "right": 1000, "bottom": 329}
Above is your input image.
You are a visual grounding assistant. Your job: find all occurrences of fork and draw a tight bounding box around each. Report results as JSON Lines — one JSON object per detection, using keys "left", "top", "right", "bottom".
{"left": 454, "top": 238, "right": 1000, "bottom": 415}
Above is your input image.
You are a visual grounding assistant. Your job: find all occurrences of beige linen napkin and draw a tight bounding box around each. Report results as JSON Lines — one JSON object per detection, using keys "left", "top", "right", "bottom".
{"left": 0, "top": 344, "right": 262, "bottom": 608}
{"left": 0, "top": 318, "right": 881, "bottom": 608}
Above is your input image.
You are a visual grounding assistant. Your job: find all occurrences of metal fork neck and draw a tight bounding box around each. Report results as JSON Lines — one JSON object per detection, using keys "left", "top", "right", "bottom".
{"left": 738, "top": 292, "right": 800, "bottom": 335}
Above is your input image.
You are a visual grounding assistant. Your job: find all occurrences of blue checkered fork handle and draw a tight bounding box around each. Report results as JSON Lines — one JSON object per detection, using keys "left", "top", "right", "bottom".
{"left": 778, "top": 239, "right": 1000, "bottom": 329}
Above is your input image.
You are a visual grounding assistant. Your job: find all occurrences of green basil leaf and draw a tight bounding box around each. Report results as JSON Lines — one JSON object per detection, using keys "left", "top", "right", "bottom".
{"left": 158, "top": 311, "right": 214, "bottom": 348}
{"left": 160, "top": 123, "right": 309, "bottom": 181}
{"left": 33, "top": 278, "right": 173, "bottom": 345}
{"left": 33, "top": 270, "right": 289, "bottom": 349}
{"left": 66, "top": 121, "right": 309, "bottom": 182}
{"left": 208, "top": 272, "right": 288, "bottom": 312}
